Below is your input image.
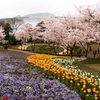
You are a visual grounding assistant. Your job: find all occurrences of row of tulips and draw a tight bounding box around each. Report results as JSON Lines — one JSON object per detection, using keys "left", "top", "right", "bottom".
{"left": 27, "top": 54, "right": 100, "bottom": 100}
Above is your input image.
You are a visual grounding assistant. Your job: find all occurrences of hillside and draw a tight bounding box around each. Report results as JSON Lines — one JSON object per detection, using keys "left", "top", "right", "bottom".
{"left": 23, "top": 13, "right": 55, "bottom": 17}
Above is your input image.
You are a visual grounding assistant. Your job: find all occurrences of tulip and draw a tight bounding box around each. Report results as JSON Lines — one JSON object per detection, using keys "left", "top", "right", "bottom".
{"left": 95, "top": 97, "right": 98, "bottom": 100}
{"left": 84, "top": 90, "right": 86, "bottom": 93}
{"left": 86, "top": 94, "right": 89, "bottom": 97}
{"left": 81, "top": 88, "right": 83, "bottom": 91}
{"left": 83, "top": 85, "right": 86, "bottom": 89}
{"left": 70, "top": 80, "right": 73, "bottom": 83}
{"left": 87, "top": 89, "right": 91, "bottom": 93}
{"left": 95, "top": 91, "right": 99, "bottom": 94}
{"left": 77, "top": 83, "right": 80, "bottom": 86}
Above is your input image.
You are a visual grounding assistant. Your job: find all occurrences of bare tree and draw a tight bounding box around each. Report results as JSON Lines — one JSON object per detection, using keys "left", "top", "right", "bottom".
{"left": 0, "top": 18, "right": 24, "bottom": 34}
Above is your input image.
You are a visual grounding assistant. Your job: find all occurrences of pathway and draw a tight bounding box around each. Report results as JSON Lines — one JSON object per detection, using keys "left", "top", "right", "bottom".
{"left": 81, "top": 50, "right": 100, "bottom": 58}
{"left": 8, "top": 49, "right": 38, "bottom": 55}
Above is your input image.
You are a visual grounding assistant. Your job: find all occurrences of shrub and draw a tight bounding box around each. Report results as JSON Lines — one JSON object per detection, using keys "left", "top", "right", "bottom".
{"left": 74, "top": 46, "right": 80, "bottom": 51}
{"left": 44, "top": 46, "right": 51, "bottom": 50}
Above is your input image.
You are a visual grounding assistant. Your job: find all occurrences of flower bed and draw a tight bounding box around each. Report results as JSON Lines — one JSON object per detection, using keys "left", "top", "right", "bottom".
{"left": 27, "top": 54, "right": 100, "bottom": 100}
{"left": 0, "top": 51, "right": 81, "bottom": 100}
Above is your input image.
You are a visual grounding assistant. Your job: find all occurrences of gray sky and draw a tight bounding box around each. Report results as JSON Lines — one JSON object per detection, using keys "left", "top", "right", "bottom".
{"left": 0, "top": 0, "right": 100, "bottom": 19}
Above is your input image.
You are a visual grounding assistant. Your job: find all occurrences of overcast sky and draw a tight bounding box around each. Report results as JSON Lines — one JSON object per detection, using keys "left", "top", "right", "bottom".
{"left": 0, "top": 0, "right": 100, "bottom": 19}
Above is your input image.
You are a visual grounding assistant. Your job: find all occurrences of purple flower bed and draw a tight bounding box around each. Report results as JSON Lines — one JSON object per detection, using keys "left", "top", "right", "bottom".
{"left": 0, "top": 51, "right": 81, "bottom": 100}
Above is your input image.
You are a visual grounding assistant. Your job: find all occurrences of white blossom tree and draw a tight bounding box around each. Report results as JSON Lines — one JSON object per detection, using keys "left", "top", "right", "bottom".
{"left": 75, "top": 4, "right": 100, "bottom": 56}
{"left": 0, "top": 27, "right": 5, "bottom": 44}
{"left": 15, "top": 23, "right": 41, "bottom": 51}
{"left": 42, "top": 13, "right": 100, "bottom": 57}
{"left": 42, "top": 16, "right": 80, "bottom": 57}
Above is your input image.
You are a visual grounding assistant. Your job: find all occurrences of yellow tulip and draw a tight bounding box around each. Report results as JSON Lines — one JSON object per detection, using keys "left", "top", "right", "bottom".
{"left": 84, "top": 90, "right": 86, "bottom": 93}
{"left": 95, "top": 97, "right": 98, "bottom": 100}
{"left": 70, "top": 80, "right": 73, "bottom": 83}
{"left": 95, "top": 94, "right": 97, "bottom": 97}
{"left": 87, "top": 89, "right": 91, "bottom": 93}
{"left": 83, "top": 85, "right": 86, "bottom": 89}
{"left": 58, "top": 77, "right": 60, "bottom": 80}
{"left": 77, "top": 83, "right": 80, "bottom": 86}
{"left": 96, "top": 91, "right": 99, "bottom": 94}
{"left": 71, "top": 76, "right": 73, "bottom": 80}
{"left": 86, "top": 94, "right": 89, "bottom": 97}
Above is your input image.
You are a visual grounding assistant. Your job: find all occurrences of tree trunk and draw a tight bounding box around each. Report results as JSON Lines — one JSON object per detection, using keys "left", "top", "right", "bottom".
{"left": 53, "top": 43, "right": 57, "bottom": 55}
{"left": 57, "top": 44, "right": 59, "bottom": 51}
{"left": 31, "top": 41, "right": 35, "bottom": 52}
{"left": 48, "top": 42, "right": 50, "bottom": 46}
{"left": 33, "top": 41, "right": 35, "bottom": 52}
{"left": 85, "top": 43, "right": 89, "bottom": 57}
{"left": 31, "top": 41, "right": 34, "bottom": 52}
{"left": 31, "top": 44, "right": 34, "bottom": 52}
{"left": 85, "top": 50, "right": 88, "bottom": 57}
{"left": 67, "top": 47, "right": 69, "bottom": 54}
{"left": 21, "top": 42, "right": 22, "bottom": 50}
{"left": 70, "top": 49, "right": 73, "bottom": 58}
{"left": 46, "top": 41, "right": 47, "bottom": 45}
{"left": 54, "top": 46, "right": 56, "bottom": 55}
{"left": 80, "top": 42, "right": 89, "bottom": 57}
{"left": 69, "top": 43, "right": 76, "bottom": 58}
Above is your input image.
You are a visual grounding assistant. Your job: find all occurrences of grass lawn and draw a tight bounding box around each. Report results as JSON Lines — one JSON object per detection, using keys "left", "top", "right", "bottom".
{"left": 85, "top": 64, "right": 100, "bottom": 70}
{"left": 72, "top": 58, "right": 100, "bottom": 79}
{"left": 77, "top": 58, "right": 100, "bottom": 71}
{"left": 27, "top": 44, "right": 64, "bottom": 54}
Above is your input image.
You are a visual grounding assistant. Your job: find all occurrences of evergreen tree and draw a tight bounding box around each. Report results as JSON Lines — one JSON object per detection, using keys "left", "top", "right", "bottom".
{"left": 3, "top": 23, "right": 13, "bottom": 44}
{"left": 10, "top": 35, "right": 17, "bottom": 45}
{"left": 36, "top": 21, "right": 45, "bottom": 32}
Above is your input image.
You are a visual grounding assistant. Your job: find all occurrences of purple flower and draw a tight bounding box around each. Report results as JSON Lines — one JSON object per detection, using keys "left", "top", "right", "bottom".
{"left": 0, "top": 51, "right": 81, "bottom": 100}
{"left": 45, "top": 85, "right": 51, "bottom": 89}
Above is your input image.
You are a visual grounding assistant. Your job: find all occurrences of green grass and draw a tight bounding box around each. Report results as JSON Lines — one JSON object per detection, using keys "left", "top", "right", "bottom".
{"left": 27, "top": 45, "right": 64, "bottom": 54}
{"left": 73, "top": 47, "right": 82, "bottom": 54}
{"left": 72, "top": 58, "right": 100, "bottom": 78}
{"left": 78, "top": 58, "right": 100, "bottom": 64}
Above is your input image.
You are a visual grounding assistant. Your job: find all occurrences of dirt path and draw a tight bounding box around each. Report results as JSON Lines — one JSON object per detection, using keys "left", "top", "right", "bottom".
{"left": 81, "top": 43, "right": 100, "bottom": 58}
{"left": 8, "top": 49, "right": 38, "bottom": 55}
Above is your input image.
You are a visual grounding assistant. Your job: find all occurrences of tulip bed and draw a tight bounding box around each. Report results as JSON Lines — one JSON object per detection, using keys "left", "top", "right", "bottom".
{"left": 27, "top": 54, "right": 100, "bottom": 100}
{"left": 0, "top": 51, "right": 81, "bottom": 100}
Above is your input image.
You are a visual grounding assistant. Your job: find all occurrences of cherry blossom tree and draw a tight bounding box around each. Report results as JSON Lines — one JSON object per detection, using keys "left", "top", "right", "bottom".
{"left": 20, "top": 23, "right": 42, "bottom": 51}
{"left": 42, "top": 13, "right": 99, "bottom": 58}
{"left": 15, "top": 30, "right": 30, "bottom": 49}
{"left": 42, "top": 16, "right": 80, "bottom": 58}
{"left": 43, "top": 5, "right": 100, "bottom": 58}
{"left": 0, "top": 27, "right": 5, "bottom": 44}
{"left": 15, "top": 23, "right": 42, "bottom": 51}
{"left": 41, "top": 17, "right": 63, "bottom": 54}
{"left": 75, "top": 4, "right": 100, "bottom": 57}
